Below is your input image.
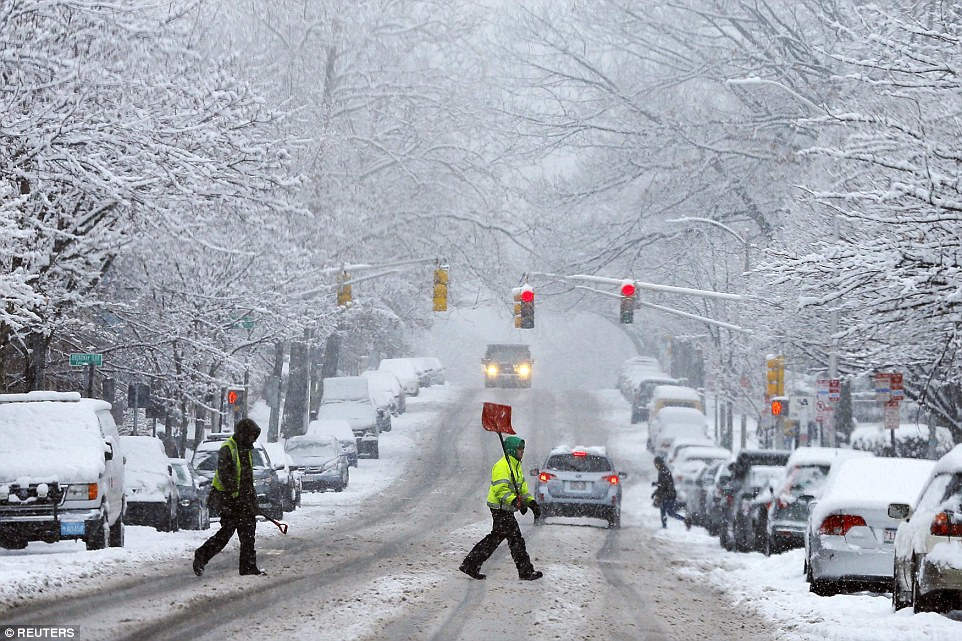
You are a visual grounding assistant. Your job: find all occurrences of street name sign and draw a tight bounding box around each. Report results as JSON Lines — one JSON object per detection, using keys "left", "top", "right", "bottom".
{"left": 69, "top": 353, "right": 103, "bottom": 367}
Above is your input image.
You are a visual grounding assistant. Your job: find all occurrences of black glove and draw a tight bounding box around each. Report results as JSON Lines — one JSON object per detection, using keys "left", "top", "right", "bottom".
{"left": 517, "top": 497, "right": 528, "bottom": 515}
{"left": 529, "top": 500, "right": 541, "bottom": 519}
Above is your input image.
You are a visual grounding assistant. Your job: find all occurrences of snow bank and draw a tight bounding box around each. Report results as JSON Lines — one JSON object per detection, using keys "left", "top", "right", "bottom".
{"left": 850, "top": 423, "right": 954, "bottom": 459}
{"left": 0, "top": 399, "right": 108, "bottom": 484}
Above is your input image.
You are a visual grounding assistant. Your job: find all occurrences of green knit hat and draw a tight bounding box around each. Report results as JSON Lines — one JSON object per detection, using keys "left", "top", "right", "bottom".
{"left": 503, "top": 436, "right": 525, "bottom": 459}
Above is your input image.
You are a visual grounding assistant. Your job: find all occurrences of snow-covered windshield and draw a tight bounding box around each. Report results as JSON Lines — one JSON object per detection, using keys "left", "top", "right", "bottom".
{"left": 287, "top": 440, "right": 340, "bottom": 461}
{"left": 545, "top": 454, "right": 611, "bottom": 473}
{"left": 784, "top": 464, "right": 829, "bottom": 497}
{"left": 171, "top": 463, "right": 192, "bottom": 485}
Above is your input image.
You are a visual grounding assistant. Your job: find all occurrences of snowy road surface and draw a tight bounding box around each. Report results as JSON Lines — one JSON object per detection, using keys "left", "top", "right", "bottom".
{"left": 3, "top": 385, "right": 960, "bottom": 640}
{"left": 2, "top": 386, "right": 774, "bottom": 641}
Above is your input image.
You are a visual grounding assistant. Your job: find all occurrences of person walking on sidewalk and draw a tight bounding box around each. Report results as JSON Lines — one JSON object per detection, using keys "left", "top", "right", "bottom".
{"left": 652, "top": 456, "right": 689, "bottom": 529}
{"left": 459, "top": 435, "right": 543, "bottom": 581}
{"left": 193, "top": 418, "right": 266, "bottom": 576}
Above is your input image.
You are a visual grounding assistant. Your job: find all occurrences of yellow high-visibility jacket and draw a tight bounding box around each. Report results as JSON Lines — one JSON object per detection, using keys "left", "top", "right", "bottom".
{"left": 486, "top": 455, "right": 533, "bottom": 512}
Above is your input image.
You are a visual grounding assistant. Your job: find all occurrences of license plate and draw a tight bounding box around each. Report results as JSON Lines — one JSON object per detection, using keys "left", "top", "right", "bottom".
{"left": 60, "top": 521, "right": 85, "bottom": 536}
{"left": 567, "top": 481, "right": 587, "bottom": 491}
{"left": 884, "top": 528, "right": 897, "bottom": 543}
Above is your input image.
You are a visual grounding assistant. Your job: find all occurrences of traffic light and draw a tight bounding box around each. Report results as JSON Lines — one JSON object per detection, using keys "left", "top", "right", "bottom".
{"left": 619, "top": 280, "right": 636, "bottom": 324}
{"left": 766, "top": 355, "right": 785, "bottom": 397}
{"left": 227, "top": 385, "right": 247, "bottom": 420}
{"left": 336, "top": 271, "right": 352, "bottom": 307}
{"left": 519, "top": 285, "right": 534, "bottom": 329}
{"left": 512, "top": 289, "right": 523, "bottom": 328}
{"left": 433, "top": 266, "right": 448, "bottom": 312}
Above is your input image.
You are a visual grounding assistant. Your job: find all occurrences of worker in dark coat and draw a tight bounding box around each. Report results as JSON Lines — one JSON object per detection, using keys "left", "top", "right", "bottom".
{"left": 193, "top": 418, "right": 265, "bottom": 576}
{"left": 652, "top": 456, "right": 689, "bottom": 529}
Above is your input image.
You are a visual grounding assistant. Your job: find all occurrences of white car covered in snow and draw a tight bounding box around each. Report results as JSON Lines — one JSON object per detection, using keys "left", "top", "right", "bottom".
{"left": 892, "top": 444, "right": 962, "bottom": 613}
{"left": 318, "top": 377, "right": 381, "bottom": 459}
{"left": 0, "top": 392, "right": 126, "bottom": 550}
{"left": 377, "top": 358, "right": 420, "bottom": 397}
{"left": 650, "top": 406, "right": 710, "bottom": 456}
{"left": 362, "top": 369, "right": 405, "bottom": 415}
{"left": 805, "top": 456, "right": 934, "bottom": 596}
{"left": 120, "top": 435, "right": 180, "bottom": 532}
{"left": 414, "top": 356, "right": 445, "bottom": 386}
{"left": 305, "top": 419, "right": 358, "bottom": 467}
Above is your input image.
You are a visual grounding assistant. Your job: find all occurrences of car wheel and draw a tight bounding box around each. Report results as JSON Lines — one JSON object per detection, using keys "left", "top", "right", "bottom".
{"left": 85, "top": 516, "right": 109, "bottom": 551}
{"left": 170, "top": 501, "right": 180, "bottom": 532}
{"left": 0, "top": 534, "right": 28, "bottom": 550}
{"left": 809, "top": 577, "right": 836, "bottom": 597}
{"left": 157, "top": 503, "right": 171, "bottom": 532}
{"left": 912, "top": 568, "right": 939, "bottom": 613}
{"left": 108, "top": 517, "right": 125, "bottom": 547}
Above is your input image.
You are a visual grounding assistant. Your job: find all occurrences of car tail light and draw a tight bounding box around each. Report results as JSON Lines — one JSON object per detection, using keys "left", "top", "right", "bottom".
{"left": 572, "top": 450, "right": 587, "bottom": 457}
{"left": 818, "top": 514, "right": 867, "bottom": 536}
{"left": 603, "top": 475, "right": 619, "bottom": 485}
{"left": 931, "top": 512, "right": 962, "bottom": 537}
{"left": 538, "top": 472, "right": 556, "bottom": 483}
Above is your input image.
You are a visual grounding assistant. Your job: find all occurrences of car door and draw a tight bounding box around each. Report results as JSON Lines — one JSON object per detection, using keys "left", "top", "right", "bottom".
{"left": 96, "top": 409, "right": 125, "bottom": 523}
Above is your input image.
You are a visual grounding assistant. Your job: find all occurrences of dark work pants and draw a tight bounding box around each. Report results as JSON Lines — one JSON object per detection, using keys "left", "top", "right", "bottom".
{"left": 660, "top": 498, "right": 686, "bottom": 527}
{"left": 194, "top": 507, "right": 258, "bottom": 573}
{"left": 462, "top": 509, "right": 534, "bottom": 576}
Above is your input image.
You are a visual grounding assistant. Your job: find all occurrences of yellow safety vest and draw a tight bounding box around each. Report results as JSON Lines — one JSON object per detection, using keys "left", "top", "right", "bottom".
{"left": 486, "top": 455, "right": 532, "bottom": 511}
{"left": 211, "top": 437, "right": 253, "bottom": 498}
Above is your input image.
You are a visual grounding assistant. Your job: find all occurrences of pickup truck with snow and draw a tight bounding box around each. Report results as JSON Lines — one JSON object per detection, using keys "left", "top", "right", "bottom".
{"left": 0, "top": 392, "right": 126, "bottom": 551}
{"left": 482, "top": 343, "right": 533, "bottom": 388}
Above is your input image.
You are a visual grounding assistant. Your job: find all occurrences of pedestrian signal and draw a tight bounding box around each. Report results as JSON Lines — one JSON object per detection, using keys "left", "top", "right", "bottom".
{"left": 227, "top": 386, "right": 247, "bottom": 420}
{"left": 771, "top": 398, "right": 787, "bottom": 416}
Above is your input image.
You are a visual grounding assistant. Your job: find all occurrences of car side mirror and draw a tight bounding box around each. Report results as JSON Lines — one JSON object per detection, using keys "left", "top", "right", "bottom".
{"left": 618, "top": 471, "right": 629, "bottom": 480}
{"left": 104, "top": 442, "right": 114, "bottom": 461}
{"left": 528, "top": 468, "right": 540, "bottom": 477}
{"left": 888, "top": 503, "right": 912, "bottom": 520}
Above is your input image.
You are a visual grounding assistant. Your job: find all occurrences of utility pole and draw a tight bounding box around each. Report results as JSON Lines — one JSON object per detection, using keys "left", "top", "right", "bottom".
{"left": 826, "top": 213, "right": 840, "bottom": 447}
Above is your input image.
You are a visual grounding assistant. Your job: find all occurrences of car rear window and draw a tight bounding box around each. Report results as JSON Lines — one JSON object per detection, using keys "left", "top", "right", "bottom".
{"left": 545, "top": 454, "right": 611, "bottom": 472}
{"left": 784, "top": 464, "right": 829, "bottom": 497}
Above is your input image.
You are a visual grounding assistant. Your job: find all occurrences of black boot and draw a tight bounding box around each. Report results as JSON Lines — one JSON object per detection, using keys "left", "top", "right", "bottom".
{"left": 458, "top": 563, "right": 486, "bottom": 580}
{"left": 519, "top": 570, "right": 543, "bottom": 581}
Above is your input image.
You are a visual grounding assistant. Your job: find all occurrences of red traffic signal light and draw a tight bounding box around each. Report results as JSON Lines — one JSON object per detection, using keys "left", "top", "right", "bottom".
{"left": 227, "top": 390, "right": 239, "bottom": 405}
{"left": 620, "top": 281, "right": 636, "bottom": 297}
{"left": 771, "top": 399, "right": 784, "bottom": 416}
{"left": 520, "top": 288, "right": 534, "bottom": 303}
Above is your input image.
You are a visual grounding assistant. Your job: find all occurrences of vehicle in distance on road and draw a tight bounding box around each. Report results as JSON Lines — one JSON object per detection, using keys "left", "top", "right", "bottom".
{"left": 482, "top": 343, "right": 533, "bottom": 388}
{"left": 529, "top": 446, "right": 626, "bottom": 528}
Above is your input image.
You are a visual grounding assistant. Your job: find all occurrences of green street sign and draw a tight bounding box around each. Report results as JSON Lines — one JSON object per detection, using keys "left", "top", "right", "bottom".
{"left": 236, "top": 316, "right": 255, "bottom": 330}
{"left": 69, "top": 353, "right": 103, "bottom": 367}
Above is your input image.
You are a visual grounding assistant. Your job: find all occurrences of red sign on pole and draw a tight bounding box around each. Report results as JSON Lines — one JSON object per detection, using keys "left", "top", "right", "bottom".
{"left": 482, "top": 402, "right": 515, "bottom": 435}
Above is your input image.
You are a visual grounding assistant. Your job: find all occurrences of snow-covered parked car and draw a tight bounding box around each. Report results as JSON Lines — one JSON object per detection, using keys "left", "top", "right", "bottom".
{"left": 120, "top": 435, "right": 180, "bottom": 532}
{"left": 721, "top": 449, "right": 790, "bottom": 552}
{"left": 630, "top": 374, "right": 680, "bottom": 424}
{"left": 672, "top": 446, "right": 730, "bottom": 506}
{"left": 317, "top": 378, "right": 381, "bottom": 459}
{"left": 805, "top": 456, "right": 934, "bottom": 596}
{"left": 362, "top": 369, "right": 405, "bottom": 415}
{"left": 169, "top": 458, "right": 210, "bottom": 530}
{"left": 764, "top": 447, "right": 873, "bottom": 555}
{"left": 378, "top": 358, "right": 420, "bottom": 397}
{"left": 414, "top": 356, "right": 445, "bottom": 385}
{"left": 263, "top": 442, "right": 301, "bottom": 512}
{"left": 0, "top": 392, "right": 126, "bottom": 550}
{"left": 650, "top": 406, "right": 709, "bottom": 456}
{"left": 286, "top": 434, "right": 349, "bottom": 492}
{"left": 648, "top": 385, "right": 703, "bottom": 424}
{"left": 616, "top": 356, "right": 664, "bottom": 402}
{"left": 305, "top": 419, "right": 358, "bottom": 467}
{"left": 892, "top": 444, "right": 962, "bottom": 613}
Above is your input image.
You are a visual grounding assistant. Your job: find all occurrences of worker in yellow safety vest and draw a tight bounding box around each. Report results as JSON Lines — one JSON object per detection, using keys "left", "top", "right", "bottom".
{"left": 459, "top": 435, "right": 543, "bottom": 580}
{"left": 193, "top": 418, "right": 265, "bottom": 576}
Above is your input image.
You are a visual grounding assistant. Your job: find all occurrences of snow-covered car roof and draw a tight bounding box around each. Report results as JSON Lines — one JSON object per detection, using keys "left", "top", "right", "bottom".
{"left": 785, "top": 446, "right": 873, "bottom": 468}
{"left": 362, "top": 370, "right": 401, "bottom": 393}
{"left": 675, "top": 446, "right": 731, "bottom": 462}
{"left": 119, "top": 435, "right": 169, "bottom": 473}
{"left": 322, "top": 376, "right": 370, "bottom": 402}
{"left": 262, "top": 442, "right": 289, "bottom": 467}
{"left": 547, "top": 445, "right": 607, "bottom": 458}
{"left": 654, "top": 406, "right": 707, "bottom": 424}
{"left": 0, "top": 395, "right": 111, "bottom": 484}
{"left": 932, "top": 443, "right": 962, "bottom": 475}
{"left": 812, "top": 457, "right": 935, "bottom": 528}
{"left": 316, "top": 402, "right": 376, "bottom": 424}
{"left": 304, "top": 419, "right": 355, "bottom": 441}
{"left": 651, "top": 385, "right": 700, "bottom": 401}
{"left": 669, "top": 438, "right": 714, "bottom": 452}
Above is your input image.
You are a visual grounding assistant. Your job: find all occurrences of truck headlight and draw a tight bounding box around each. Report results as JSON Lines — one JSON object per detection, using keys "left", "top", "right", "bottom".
{"left": 486, "top": 365, "right": 498, "bottom": 377}
{"left": 65, "top": 483, "right": 99, "bottom": 501}
{"left": 517, "top": 363, "right": 531, "bottom": 377}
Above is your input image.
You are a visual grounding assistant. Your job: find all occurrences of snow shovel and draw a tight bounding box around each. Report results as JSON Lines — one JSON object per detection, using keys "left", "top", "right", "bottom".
{"left": 481, "top": 402, "right": 524, "bottom": 512}
{"left": 259, "top": 512, "right": 289, "bottom": 534}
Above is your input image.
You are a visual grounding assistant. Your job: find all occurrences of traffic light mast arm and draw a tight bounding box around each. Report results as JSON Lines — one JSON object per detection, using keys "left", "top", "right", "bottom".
{"left": 566, "top": 274, "right": 742, "bottom": 301}
{"left": 295, "top": 270, "right": 401, "bottom": 300}
{"left": 636, "top": 300, "right": 752, "bottom": 334}
{"left": 319, "top": 257, "right": 437, "bottom": 274}
{"left": 573, "top": 285, "right": 623, "bottom": 300}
